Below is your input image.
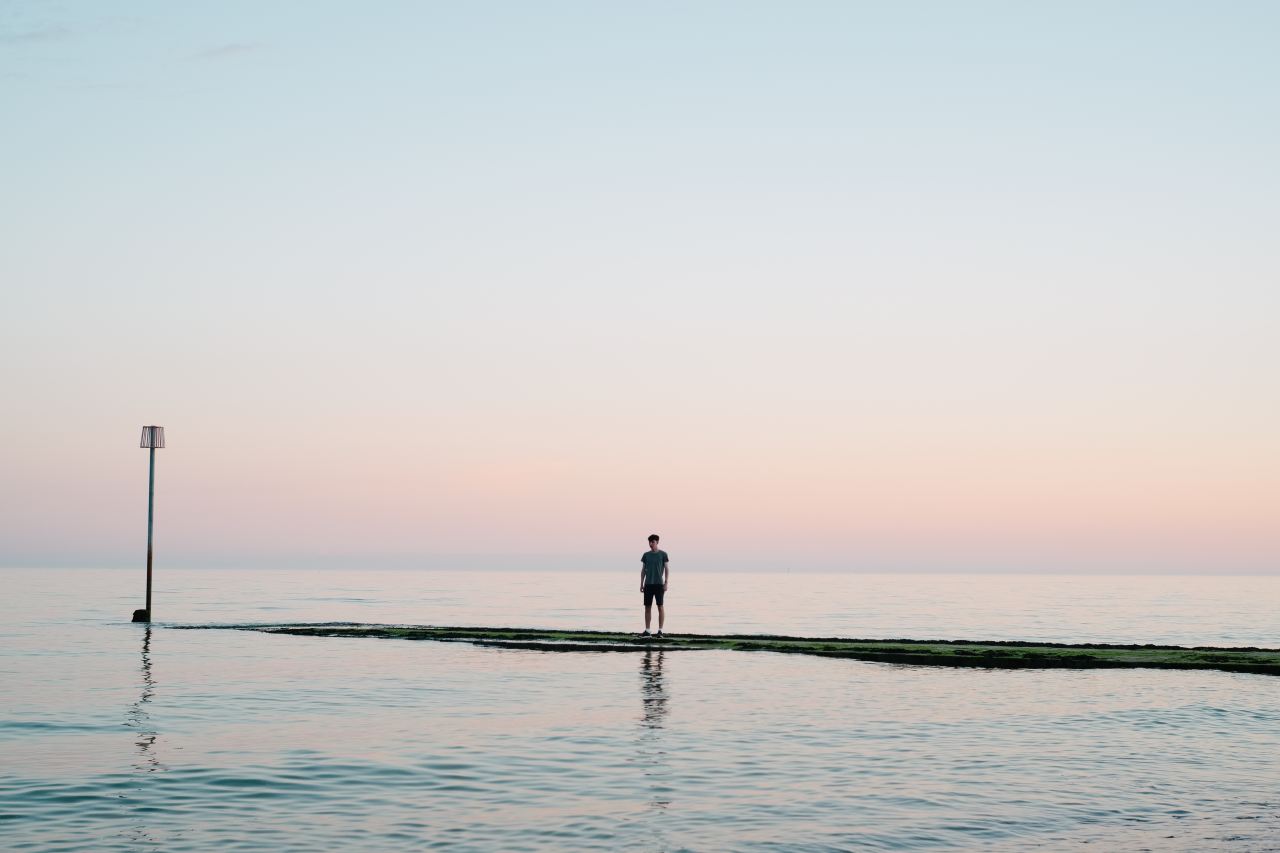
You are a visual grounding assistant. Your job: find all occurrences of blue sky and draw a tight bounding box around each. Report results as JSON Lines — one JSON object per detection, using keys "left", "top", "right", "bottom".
{"left": 2, "top": 2, "right": 1277, "bottom": 572}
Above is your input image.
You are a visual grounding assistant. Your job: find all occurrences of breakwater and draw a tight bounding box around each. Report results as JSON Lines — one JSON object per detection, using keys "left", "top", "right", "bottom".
{"left": 182, "top": 624, "right": 1280, "bottom": 675}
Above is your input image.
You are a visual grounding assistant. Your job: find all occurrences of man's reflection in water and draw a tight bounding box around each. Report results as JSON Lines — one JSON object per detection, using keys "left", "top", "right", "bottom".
{"left": 638, "top": 650, "right": 671, "bottom": 815}
{"left": 640, "top": 649, "right": 668, "bottom": 730}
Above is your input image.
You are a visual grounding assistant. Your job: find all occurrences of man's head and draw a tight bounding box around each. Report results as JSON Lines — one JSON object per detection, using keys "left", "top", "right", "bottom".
{"left": 648, "top": 534, "right": 660, "bottom": 550}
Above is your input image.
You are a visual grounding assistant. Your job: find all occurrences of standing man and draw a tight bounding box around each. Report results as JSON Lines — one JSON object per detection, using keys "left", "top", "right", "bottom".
{"left": 640, "top": 534, "right": 669, "bottom": 638}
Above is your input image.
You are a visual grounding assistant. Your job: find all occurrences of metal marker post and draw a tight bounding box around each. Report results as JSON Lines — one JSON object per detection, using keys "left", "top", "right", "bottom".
{"left": 132, "top": 426, "right": 165, "bottom": 623}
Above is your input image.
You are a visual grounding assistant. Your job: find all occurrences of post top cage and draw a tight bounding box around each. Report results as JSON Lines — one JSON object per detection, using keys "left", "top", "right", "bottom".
{"left": 139, "top": 426, "right": 165, "bottom": 449}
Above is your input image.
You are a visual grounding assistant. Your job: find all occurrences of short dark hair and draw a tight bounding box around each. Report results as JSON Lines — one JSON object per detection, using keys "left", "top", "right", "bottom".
{"left": 648, "top": 534, "right": 660, "bottom": 543}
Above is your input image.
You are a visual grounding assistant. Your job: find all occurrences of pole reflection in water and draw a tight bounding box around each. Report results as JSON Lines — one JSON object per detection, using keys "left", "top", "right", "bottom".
{"left": 121, "top": 626, "right": 166, "bottom": 849}
{"left": 637, "top": 649, "right": 671, "bottom": 817}
{"left": 125, "top": 627, "right": 163, "bottom": 773}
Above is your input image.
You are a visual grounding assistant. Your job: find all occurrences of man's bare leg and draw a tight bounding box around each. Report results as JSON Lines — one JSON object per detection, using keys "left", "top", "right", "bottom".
{"left": 644, "top": 603, "right": 653, "bottom": 632}
{"left": 657, "top": 605, "right": 665, "bottom": 632}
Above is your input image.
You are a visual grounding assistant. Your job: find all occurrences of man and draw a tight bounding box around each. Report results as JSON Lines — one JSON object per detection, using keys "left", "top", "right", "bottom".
{"left": 639, "top": 534, "right": 669, "bottom": 638}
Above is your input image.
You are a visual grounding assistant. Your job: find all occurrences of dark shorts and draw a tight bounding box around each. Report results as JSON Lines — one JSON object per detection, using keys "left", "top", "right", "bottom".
{"left": 643, "top": 584, "right": 665, "bottom": 607}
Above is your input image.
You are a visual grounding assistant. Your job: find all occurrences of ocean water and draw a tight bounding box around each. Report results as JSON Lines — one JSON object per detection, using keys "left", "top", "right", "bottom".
{"left": 2, "top": 568, "right": 1278, "bottom": 852}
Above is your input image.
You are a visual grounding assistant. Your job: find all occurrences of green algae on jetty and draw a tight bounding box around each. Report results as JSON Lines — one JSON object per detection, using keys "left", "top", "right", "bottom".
{"left": 185, "top": 624, "right": 1280, "bottom": 676}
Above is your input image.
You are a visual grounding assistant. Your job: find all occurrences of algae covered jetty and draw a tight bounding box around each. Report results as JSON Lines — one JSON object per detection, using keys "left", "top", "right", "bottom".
{"left": 184, "top": 624, "right": 1280, "bottom": 676}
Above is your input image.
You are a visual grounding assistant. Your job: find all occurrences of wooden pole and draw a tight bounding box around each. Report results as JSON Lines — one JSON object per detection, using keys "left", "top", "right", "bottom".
{"left": 145, "top": 444, "right": 154, "bottom": 619}
{"left": 133, "top": 439, "right": 157, "bottom": 623}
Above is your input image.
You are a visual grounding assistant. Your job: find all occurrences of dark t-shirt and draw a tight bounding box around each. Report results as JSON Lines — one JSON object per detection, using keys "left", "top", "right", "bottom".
{"left": 641, "top": 550, "right": 668, "bottom": 586}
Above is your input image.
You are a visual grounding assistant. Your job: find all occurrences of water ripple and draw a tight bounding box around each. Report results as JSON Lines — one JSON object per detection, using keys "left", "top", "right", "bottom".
{"left": 4, "top": 570, "right": 1280, "bottom": 851}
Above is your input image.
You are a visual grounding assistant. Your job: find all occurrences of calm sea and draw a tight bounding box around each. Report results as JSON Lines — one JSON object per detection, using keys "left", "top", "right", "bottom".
{"left": 2, "top": 568, "right": 1278, "bottom": 851}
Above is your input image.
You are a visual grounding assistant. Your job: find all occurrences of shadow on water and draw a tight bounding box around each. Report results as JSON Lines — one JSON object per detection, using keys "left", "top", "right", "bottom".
{"left": 121, "top": 626, "right": 165, "bottom": 849}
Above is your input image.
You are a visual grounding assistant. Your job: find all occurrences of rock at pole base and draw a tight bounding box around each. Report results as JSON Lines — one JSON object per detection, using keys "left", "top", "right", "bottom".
{"left": 131, "top": 609, "right": 150, "bottom": 623}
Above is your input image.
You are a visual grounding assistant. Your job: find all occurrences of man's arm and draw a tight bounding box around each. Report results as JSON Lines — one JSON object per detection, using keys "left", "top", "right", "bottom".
{"left": 640, "top": 561, "right": 646, "bottom": 593}
{"left": 663, "top": 558, "right": 669, "bottom": 590}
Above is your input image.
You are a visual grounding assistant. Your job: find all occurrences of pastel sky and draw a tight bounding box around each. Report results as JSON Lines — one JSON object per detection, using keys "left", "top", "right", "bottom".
{"left": 2, "top": 1, "right": 1277, "bottom": 572}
